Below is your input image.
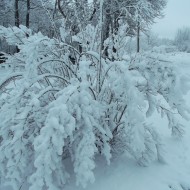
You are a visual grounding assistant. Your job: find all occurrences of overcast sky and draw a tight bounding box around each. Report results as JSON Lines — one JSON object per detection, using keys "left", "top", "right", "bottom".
{"left": 151, "top": 0, "right": 190, "bottom": 39}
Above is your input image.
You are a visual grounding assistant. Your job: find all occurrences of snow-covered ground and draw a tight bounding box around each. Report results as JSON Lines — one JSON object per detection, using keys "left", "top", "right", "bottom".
{"left": 0, "top": 64, "right": 13, "bottom": 81}
{"left": 0, "top": 67, "right": 9, "bottom": 78}
{"left": 1, "top": 52, "right": 190, "bottom": 190}
{"left": 67, "top": 137, "right": 190, "bottom": 190}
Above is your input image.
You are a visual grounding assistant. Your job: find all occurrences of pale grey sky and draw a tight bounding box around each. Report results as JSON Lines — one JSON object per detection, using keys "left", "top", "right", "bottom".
{"left": 151, "top": 0, "right": 190, "bottom": 39}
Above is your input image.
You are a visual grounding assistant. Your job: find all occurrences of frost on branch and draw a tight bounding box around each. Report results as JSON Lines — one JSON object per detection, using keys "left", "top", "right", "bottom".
{"left": 130, "top": 53, "right": 190, "bottom": 137}
{"left": 0, "top": 26, "right": 189, "bottom": 189}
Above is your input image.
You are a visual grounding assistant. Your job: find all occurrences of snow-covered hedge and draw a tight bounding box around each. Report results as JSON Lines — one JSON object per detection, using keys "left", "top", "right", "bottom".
{"left": 0, "top": 26, "right": 189, "bottom": 190}
{"left": 174, "top": 27, "right": 190, "bottom": 53}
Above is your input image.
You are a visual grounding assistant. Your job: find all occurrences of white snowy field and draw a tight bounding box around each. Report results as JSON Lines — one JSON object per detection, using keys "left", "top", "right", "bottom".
{"left": 0, "top": 51, "right": 190, "bottom": 190}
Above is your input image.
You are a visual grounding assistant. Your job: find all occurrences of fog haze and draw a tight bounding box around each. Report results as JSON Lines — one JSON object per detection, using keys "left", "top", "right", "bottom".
{"left": 152, "top": 0, "right": 190, "bottom": 39}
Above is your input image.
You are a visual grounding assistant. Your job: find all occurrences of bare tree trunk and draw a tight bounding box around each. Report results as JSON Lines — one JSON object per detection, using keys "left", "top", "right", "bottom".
{"left": 15, "top": 0, "right": 19, "bottom": 27}
{"left": 137, "top": 21, "right": 140, "bottom": 53}
{"left": 26, "top": 0, "right": 30, "bottom": 28}
{"left": 15, "top": 0, "right": 20, "bottom": 52}
{"left": 98, "top": 0, "right": 104, "bottom": 93}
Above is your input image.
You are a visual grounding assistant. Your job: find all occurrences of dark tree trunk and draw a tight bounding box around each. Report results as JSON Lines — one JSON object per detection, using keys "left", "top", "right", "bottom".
{"left": 15, "top": 0, "right": 20, "bottom": 52}
{"left": 15, "top": 0, "right": 19, "bottom": 27}
{"left": 26, "top": 0, "right": 30, "bottom": 28}
{"left": 137, "top": 21, "right": 140, "bottom": 53}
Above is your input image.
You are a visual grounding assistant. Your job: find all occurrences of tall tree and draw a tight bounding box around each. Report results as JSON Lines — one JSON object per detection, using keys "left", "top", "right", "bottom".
{"left": 15, "top": 0, "right": 19, "bottom": 27}
{"left": 26, "top": 0, "right": 30, "bottom": 28}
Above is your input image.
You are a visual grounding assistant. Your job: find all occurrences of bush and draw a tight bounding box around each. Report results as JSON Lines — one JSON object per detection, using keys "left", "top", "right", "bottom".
{"left": 0, "top": 25, "right": 189, "bottom": 190}
{"left": 174, "top": 27, "right": 190, "bottom": 52}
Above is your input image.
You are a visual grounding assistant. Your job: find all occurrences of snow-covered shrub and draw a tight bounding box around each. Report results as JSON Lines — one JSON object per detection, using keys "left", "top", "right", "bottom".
{"left": 174, "top": 27, "right": 190, "bottom": 52}
{"left": 0, "top": 25, "right": 189, "bottom": 189}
